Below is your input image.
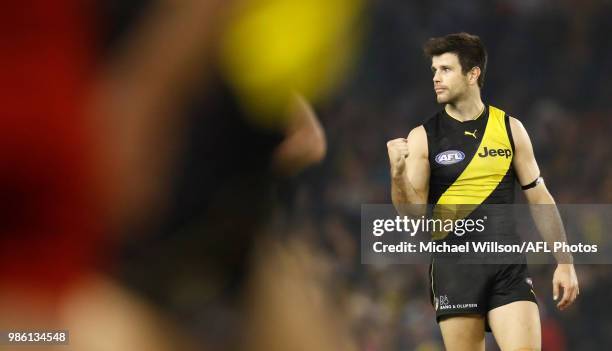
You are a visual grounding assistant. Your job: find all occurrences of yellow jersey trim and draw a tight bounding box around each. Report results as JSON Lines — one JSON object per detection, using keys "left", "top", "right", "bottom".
{"left": 432, "top": 106, "right": 513, "bottom": 239}
{"left": 437, "top": 105, "right": 512, "bottom": 205}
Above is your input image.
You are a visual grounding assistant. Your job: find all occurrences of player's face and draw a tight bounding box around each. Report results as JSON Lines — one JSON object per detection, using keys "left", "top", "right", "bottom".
{"left": 431, "top": 53, "right": 469, "bottom": 104}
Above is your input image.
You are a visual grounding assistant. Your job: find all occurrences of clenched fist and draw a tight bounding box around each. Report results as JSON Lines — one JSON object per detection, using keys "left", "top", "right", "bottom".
{"left": 387, "top": 138, "right": 410, "bottom": 177}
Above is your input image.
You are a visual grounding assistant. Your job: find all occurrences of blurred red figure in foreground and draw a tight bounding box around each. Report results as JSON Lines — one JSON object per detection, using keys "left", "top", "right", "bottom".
{"left": 0, "top": 0, "right": 104, "bottom": 312}
{"left": 0, "top": 0, "right": 361, "bottom": 349}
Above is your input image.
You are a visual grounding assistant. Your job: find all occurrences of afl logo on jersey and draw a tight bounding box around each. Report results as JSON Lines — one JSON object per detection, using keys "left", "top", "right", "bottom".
{"left": 435, "top": 150, "right": 465, "bottom": 165}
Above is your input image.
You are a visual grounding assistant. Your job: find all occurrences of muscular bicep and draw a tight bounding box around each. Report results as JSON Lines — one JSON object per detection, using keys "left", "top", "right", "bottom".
{"left": 405, "top": 126, "right": 430, "bottom": 202}
{"left": 510, "top": 117, "right": 541, "bottom": 186}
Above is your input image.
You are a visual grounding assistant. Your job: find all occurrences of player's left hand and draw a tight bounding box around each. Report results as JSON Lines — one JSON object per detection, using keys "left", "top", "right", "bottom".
{"left": 552, "top": 263, "right": 579, "bottom": 311}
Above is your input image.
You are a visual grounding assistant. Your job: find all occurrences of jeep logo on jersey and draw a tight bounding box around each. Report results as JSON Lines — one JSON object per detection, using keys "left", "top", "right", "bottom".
{"left": 435, "top": 150, "right": 465, "bottom": 165}
{"left": 477, "top": 146, "right": 512, "bottom": 158}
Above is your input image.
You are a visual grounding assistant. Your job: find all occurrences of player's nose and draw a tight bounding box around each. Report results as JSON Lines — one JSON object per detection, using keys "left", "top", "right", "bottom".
{"left": 432, "top": 72, "right": 441, "bottom": 83}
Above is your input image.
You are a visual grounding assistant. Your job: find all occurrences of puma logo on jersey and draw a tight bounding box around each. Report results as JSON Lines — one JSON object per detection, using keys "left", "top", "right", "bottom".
{"left": 478, "top": 146, "right": 512, "bottom": 158}
{"left": 464, "top": 129, "right": 478, "bottom": 139}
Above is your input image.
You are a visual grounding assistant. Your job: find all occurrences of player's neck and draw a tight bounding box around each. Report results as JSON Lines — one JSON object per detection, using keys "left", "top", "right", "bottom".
{"left": 445, "top": 95, "right": 485, "bottom": 122}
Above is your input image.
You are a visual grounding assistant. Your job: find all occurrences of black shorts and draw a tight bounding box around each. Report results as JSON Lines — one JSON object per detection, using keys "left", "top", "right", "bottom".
{"left": 429, "top": 259, "right": 538, "bottom": 331}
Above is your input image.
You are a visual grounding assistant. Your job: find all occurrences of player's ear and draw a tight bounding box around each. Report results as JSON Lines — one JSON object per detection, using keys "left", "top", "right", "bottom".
{"left": 469, "top": 66, "right": 481, "bottom": 85}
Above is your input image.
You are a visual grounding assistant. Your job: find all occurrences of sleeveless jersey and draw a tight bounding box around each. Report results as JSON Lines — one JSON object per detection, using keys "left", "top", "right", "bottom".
{"left": 423, "top": 105, "right": 517, "bottom": 242}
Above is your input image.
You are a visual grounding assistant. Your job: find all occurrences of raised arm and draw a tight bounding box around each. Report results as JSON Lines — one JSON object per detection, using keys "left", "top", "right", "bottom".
{"left": 387, "top": 126, "right": 430, "bottom": 215}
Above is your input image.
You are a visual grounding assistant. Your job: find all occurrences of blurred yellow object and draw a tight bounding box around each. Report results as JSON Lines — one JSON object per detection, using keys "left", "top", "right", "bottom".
{"left": 220, "top": 0, "right": 363, "bottom": 128}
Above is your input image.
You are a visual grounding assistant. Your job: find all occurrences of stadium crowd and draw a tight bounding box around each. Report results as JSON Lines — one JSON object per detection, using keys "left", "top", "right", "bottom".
{"left": 290, "top": 0, "right": 612, "bottom": 350}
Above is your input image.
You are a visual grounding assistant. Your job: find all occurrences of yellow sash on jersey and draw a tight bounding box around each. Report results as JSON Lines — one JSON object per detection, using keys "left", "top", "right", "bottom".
{"left": 432, "top": 106, "right": 513, "bottom": 240}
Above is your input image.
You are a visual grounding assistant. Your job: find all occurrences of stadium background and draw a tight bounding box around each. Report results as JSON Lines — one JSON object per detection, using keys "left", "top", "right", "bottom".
{"left": 2, "top": 0, "right": 610, "bottom": 350}
{"left": 271, "top": 0, "right": 612, "bottom": 350}
{"left": 107, "top": 0, "right": 611, "bottom": 350}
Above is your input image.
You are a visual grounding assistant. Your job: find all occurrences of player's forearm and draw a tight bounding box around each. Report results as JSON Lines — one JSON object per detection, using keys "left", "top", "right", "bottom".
{"left": 391, "top": 177, "right": 409, "bottom": 211}
{"left": 391, "top": 173, "right": 425, "bottom": 216}
{"left": 527, "top": 190, "right": 573, "bottom": 263}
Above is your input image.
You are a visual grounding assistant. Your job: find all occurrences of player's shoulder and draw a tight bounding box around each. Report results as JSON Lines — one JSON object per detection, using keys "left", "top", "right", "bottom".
{"left": 406, "top": 125, "right": 426, "bottom": 141}
{"left": 405, "top": 125, "right": 428, "bottom": 157}
{"left": 491, "top": 104, "right": 521, "bottom": 126}
{"left": 492, "top": 105, "right": 529, "bottom": 143}
{"left": 504, "top": 114, "right": 533, "bottom": 152}
{"left": 490, "top": 104, "right": 526, "bottom": 134}
{"left": 507, "top": 115, "right": 524, "bottom": 128}
{"left": 506, "top": 114, "right": 528, "bottom": 136}
{"left": 420, "top": 109, "right": 445, "bottom": 136}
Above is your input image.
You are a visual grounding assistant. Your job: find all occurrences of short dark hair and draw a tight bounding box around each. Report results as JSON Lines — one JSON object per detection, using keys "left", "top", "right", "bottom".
{"left": 423, "top": 32, "right": 488, "bottom": 88}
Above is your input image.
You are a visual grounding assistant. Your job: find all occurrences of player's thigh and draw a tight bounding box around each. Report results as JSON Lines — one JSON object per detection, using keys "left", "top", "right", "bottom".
{"left": 488, "top": 301, "right": 541, "bottom": 351}
{"left": 438, "top": 314, "right": 485, "bottom": 351}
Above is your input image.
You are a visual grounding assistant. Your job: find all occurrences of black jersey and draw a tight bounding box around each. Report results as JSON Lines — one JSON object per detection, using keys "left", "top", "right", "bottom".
{"left": 423, "top": 105, "right": 517, "bottom": 242}
{"left": 424, "top": 106, "right": 537, "bottom": 326}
